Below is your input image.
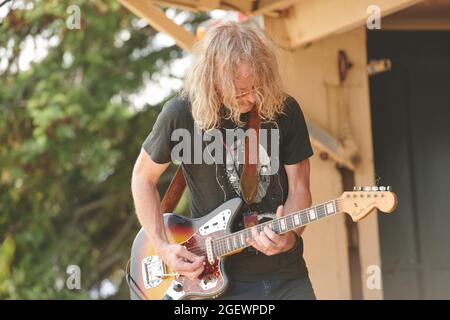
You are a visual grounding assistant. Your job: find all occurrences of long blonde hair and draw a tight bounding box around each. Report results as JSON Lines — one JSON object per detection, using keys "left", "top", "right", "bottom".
{"left": 183, "top": 21, "right": 286, "bottom": 131}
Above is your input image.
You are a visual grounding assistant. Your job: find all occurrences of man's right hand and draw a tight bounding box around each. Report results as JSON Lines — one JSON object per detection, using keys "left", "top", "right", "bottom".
{"left": 157, "top": 243, "right": 205, "bottom": 280}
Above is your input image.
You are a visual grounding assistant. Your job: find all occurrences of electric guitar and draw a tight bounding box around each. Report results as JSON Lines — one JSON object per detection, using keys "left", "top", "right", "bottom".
{"left": 127, "top": 186, "right": 397, "bottom": 300}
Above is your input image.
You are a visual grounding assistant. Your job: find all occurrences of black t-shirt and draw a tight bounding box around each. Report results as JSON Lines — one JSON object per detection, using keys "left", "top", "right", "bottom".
{"left": 142, "top": 94, "right": 314, "bottom": 281}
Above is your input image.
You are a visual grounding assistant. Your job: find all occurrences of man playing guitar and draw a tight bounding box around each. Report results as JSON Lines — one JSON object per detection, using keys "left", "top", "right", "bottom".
{"left": 131, "top": 21, "right": 316, "bottom": 299}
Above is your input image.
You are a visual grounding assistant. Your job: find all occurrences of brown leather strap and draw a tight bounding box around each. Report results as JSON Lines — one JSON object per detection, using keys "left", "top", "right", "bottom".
{"left": 240, "top": 106, "right": 260, "bottom": 204}
{"left": 160, "top": 165, "right": 186, "bottom": 213}
{"left": 160, "top": 106, "right": 260, "bottom": 212}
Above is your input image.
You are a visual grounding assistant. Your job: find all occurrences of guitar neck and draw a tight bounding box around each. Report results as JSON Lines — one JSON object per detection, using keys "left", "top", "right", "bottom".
{"left": 213, "top": 199, "right": 341, "bottom": 257}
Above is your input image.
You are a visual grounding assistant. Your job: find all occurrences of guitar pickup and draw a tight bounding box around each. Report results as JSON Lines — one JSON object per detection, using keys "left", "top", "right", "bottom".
{"left": 205, "top": 237, "right": 215, "bottom": 264}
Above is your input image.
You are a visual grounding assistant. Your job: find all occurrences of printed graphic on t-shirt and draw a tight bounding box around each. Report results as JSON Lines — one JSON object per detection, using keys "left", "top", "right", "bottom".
{"left": 206, "top": 120, "right": 284, "bottom": 218}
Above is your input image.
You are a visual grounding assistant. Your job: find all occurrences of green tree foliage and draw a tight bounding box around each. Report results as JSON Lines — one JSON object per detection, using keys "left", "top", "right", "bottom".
{"left": 0, "top": 0, "right": 205, "bottom": 299}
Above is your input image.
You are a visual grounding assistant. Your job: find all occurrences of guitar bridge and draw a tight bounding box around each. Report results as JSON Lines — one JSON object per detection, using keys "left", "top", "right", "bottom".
{"left": 141, "top": 256, "right": 165, "bottom": 289}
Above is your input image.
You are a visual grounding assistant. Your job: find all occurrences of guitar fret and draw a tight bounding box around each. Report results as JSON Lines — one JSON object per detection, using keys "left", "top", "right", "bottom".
{"left": 315, "top": 205, "right": 321, "bottom": 218}
{"left": 288, "top": 215, "right": 294, "bottom": 229}
{"left": 321, "top": 204, "right": 328, "bottom": 217}
{"left": 285, "top": 216, "right": 292, "bottom": 231}
{"left": 316, "top": 204, "right": 324, "bottom": 218}
{"left": 326, "top": 201, "right": 334, "bottom": 215}
{"left": 333, "top": 199, "right": 339, "bottom": 213}
{"left": 294, "top": 214, "right": 300, "bottom": 226}
{"left": 280, "top": 218, "right": 286, "bottom": 231}
{"left": 315, "top": 207, "right": 320, "bottom": 219}
{"left": 245, "top": 229, "right": 251, "bottom": 243}
{"left": 321, "top": 204, "right": 327, "bottom": 217}
{"left": 216, "top": 240, "right": 221, "bottom": 256}
{"left": 220, "top": 239, "right": 225, "bottom": 255}
{"left": 301, "top": 212, "right": 309, "bottom": 224}
{"left": 308, "top": 208, "right": 316, "bottom": 220}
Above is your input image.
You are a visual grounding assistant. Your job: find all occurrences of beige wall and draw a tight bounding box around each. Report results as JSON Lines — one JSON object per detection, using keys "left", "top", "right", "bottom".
{"left": 264, "top": 23, "right": 383, "bottom": 299}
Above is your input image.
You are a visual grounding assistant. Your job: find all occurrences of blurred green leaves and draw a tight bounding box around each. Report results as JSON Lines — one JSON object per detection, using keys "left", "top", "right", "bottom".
{"left": 0, "top": 0, "right": 206, "bottom": 299}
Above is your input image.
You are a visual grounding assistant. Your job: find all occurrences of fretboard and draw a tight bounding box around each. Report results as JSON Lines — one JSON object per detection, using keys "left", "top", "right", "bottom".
{"left": 213, "top": 199, "right": 340, "bottom": 257}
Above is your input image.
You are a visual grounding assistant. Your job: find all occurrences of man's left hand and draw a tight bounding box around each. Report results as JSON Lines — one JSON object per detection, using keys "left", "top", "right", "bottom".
{"left": 247, "top": 205, "right": 298, "bottom": 256}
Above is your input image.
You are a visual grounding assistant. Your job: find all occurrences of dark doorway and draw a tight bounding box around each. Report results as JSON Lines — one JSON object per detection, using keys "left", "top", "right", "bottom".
{"left": 368, "top": 31, "right": 450, "bottom": 299}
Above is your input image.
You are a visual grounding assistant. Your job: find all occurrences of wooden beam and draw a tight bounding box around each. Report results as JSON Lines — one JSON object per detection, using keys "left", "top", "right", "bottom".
{"left": 218, "top": 0, "right": 253, "bottom": 13}
{"left": 250, "top": 0, "right": 300, "bottom": 17}
{"left": 306, "top": 120, "right": 357, "bottom": 171}
{"left": 153, "top": 0, "right": 254, "bottom": 14}
{"left": 197, "top": 0, "right": 220, "bottom": 11}
{"left": 154, "top": 0, "right": 199, "bottom": 12}
{"left": 267, "top": 0, "right": 423, "bottom": 48}
{"left": 382, "top": 18, "right": 450, "bottom": 30}
{"left": 154, "top": 0, "right": 220, "bottom": 11}
{"left": 118, "top": 0, "right": 196, "bottom": 51}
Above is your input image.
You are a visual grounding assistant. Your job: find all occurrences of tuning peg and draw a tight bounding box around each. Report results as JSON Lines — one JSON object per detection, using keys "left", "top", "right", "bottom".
{"left": 379, "top": 186, "right": 386, "bottom": 191}
{"left": 357, "top": 186, "right": 363, "bottom": 191}
{"left": 364, "top": 186, "right": 372, "bottom": 192}
{"left": 353, "top": 187, "right": 357, "bottom": 191}
{"left": 372, "top": 186, "right": 379, "bottom": 191}
{"left": 387, "top": 186, "right": 392, "bottom": 191}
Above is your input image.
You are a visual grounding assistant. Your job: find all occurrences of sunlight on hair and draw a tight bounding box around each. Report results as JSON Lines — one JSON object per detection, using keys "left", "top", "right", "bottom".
{"left": 183, "top": 22, "right": 286, "bottom": 131}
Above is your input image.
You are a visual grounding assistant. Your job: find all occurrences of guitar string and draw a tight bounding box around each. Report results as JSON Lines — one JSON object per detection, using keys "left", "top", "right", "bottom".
{"left": 212, "top": 199, "right": 345, "bottom": 255}
{"left": 176, "top": 194, "right": 386, "bottom": 255}
{"left": 185, "top": 199, "right": 343, "bottom": 254}
{"left": 179, "top": 198, "right": 346, "bottom": 254}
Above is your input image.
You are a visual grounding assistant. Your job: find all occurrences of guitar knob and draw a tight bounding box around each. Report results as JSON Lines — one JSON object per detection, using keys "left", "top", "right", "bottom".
{"left": 173, "top": 283, "right": 183, "bottom": 292}
{"left": 372, "top": 186, "right": 379, "bottom": 191}
{"left": 379, "top": 186, "right": 386, "bottom": 191}
{"left": 387, "top": 186, "right": 392, "bottom": 191}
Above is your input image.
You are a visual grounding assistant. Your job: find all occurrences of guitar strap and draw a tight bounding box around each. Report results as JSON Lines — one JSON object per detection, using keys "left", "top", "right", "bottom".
{"left": 238, "top": 105, "right": 260, "bottom": 205}
{"left": 160, "top": 163, "right": 186, "bottom": 214}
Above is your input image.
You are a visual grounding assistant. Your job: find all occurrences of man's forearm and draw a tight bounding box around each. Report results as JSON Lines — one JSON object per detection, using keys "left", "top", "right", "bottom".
{"left": 284, "top": 189, "right": 312, "bottom": 237}
{"left": 131, "top": 174, "right": 168, "bottom": 250}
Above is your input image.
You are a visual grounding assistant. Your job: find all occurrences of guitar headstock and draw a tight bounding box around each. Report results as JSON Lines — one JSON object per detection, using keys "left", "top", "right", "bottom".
{"left": 339, "top": 186, "right": 398, "bottom": 221}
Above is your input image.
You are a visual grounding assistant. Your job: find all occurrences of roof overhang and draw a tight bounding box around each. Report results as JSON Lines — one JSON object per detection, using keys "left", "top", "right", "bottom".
{"left": 117, "top": 0, "right": 430, "bottom": 170}
{"left": 118, "top": 0, "right": 423, "bottom": 50}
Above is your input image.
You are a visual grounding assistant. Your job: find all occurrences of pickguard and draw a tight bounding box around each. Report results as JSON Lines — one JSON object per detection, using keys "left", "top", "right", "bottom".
{"left": 198, "top": 209, "right": 232, "bottom": 236}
